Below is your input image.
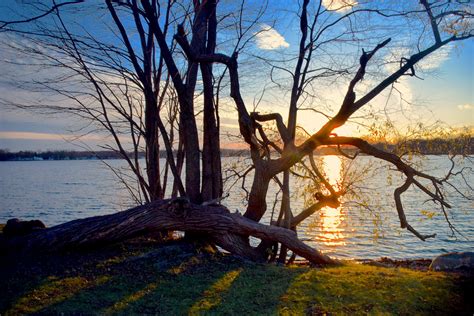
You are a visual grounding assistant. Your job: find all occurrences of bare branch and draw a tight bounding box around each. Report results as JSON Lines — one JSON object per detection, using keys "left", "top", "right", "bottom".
{"left": 0, "top": 1, "right": 84, "bottom": 30}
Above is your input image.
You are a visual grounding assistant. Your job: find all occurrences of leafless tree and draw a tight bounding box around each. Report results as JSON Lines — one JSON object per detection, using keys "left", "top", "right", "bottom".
{"left": 0, "top": 0, "right": 472, "bottom": 264}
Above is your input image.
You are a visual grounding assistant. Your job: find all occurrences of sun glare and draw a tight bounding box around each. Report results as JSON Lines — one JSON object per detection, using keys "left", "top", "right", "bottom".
{"left": 332, "top": 124, "right": 356, "bottom": 136}
{"left": 322, "top": 155, "right": 342, "bottom": 187}
{"left": 317, "top": 155, "right": 346, "bottom": 247}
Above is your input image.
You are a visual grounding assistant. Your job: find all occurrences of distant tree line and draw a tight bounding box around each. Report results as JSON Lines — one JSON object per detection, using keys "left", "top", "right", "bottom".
{"left": 374, "top": 137, "right": 473, "bottom": 156}
{"left": 0, "top": 149, "right": 125, "bottom": 161}
{"left": 1, "top": 137, "right": 471, "bottom": 161}
{"left": 0, "top": 148, "right": 247, "bottom": 161}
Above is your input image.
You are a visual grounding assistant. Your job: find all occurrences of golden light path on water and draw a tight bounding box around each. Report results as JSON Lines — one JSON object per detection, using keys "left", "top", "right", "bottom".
{"left": 315, "top": 155, "right": 346, "bottom": 247}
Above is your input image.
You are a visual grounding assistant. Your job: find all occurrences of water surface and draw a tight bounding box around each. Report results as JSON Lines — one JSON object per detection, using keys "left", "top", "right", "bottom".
{"left": 1, "top": 156, "right": 472, "bottom": 259}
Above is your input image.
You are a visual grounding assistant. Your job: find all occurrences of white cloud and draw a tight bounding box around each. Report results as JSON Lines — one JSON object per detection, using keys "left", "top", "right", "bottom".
{"left": 384, "top": 44, "right": 452, "bottom": 74}
{"left": 418, "top": 44, "right": 452, "bottom": 70}
{"left": 384, "top": 47, "right": 410, "bottom": 73}
{"left": 322, "top": 0, "right": 357, "bottom": 12}
{"left": 255, "top": 24, "right": 289, "bottom": 50}
{"left": 457, "top": 104, "right": 473, "bottom": 111}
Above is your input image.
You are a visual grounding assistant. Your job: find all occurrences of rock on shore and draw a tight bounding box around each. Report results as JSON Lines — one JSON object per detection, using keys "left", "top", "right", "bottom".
{"left": 2, "top": 218, "right": 46, "bottom": 237}
{"left": 429, "top": 252, "right": 474, "bottom": 271}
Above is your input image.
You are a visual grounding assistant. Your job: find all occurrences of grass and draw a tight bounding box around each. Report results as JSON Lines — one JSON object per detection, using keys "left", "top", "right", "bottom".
{"left": 0, "top": 237, "right": 472, "bottom": 315}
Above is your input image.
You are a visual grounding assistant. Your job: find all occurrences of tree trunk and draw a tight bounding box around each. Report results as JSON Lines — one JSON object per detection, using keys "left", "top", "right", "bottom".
{"left": 172, "top": 135, "right": 185, "bottom": 198}
{"left": 180, "top": 99, "right": 201, "bottom": 203}
{"left": 201, "top": 63, "right": 222, "bottom": 202}
{"left": 145, "top": 94, "right": 162, "bottom": 201}
{"left": 201, "top": 0, "right": 222, "bottom": 202}
{"left": 180, "top": 1, "right": 212, "bottom": 204}
{"left": 277, "top": 170, "right": 292, "bottom": 263}
{"left": 0, "top": 199, "right": 336, "bottom": 265}
{"left": 244, "top": 164, "right": 271, "bottom": 221}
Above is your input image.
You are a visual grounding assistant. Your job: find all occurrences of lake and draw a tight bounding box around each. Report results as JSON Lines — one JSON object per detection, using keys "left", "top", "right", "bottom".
{"left": 0, "top": 156, "right": 472, "bottom": 259}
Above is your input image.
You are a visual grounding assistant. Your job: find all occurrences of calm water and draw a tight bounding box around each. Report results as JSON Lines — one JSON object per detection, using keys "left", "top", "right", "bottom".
{"left": 0, "top": 157, "right": 472, "bottom": 259}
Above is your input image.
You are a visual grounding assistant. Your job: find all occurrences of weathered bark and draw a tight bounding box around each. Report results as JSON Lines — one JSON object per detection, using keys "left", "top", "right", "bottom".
{"left": 0, "top": 199, "right": 336, "bottom": 265}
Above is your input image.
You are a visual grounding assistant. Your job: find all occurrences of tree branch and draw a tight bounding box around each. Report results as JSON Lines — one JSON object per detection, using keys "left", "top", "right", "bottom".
{"left": 0, "top": 0, "right": 84, "bottom": 30}
{"left": 251, "top": 112, "right": 291, "bottom": 144}
{"left": 323, "top": 136, "right": 449, "bottom": 240}
{"left": 420, "top": 0, "right": 442, "bottom": 43}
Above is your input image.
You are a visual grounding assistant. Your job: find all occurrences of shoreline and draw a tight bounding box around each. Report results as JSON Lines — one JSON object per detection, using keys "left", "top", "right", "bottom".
{"left": 0, "top": 223, "right": 468, "bottom": 266}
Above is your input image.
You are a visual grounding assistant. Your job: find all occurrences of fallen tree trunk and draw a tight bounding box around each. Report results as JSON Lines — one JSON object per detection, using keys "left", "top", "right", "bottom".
{"left": 0, "top": 198, "right": 336, "bottom": 265}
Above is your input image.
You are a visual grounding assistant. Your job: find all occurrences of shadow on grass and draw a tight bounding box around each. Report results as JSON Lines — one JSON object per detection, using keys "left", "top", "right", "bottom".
{"left": 44, "top": 257, "right": 243, "bottom": 315}
{"left": 0, "top": 238, "right": 157, "bottom": 313}
{"left": 1, "top": 240, "right": 302, "bottom": 315}
{"left": 0, "top": 249, "right": 117, "bottom": 313}
{"left": 1, "top": 239, "right": 473, "bottom": 315}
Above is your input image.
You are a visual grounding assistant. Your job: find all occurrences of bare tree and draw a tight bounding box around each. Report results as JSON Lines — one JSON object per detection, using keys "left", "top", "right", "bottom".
{"left": 0, "top": 0, "right": 472, "bottom": 264}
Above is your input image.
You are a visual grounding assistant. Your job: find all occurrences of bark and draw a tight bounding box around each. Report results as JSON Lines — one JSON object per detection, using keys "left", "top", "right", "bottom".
{"left": 145, "top": 92, "right": 162, "bottom": 201}
{"left": 0, "top": 199, "right": 336, "bottom": 265}
{"left": 201, "top": 64, "right": 222, "bottom": 201}
{"left": 201, "top": 0, "right": 222, "bottom": 202}
{"left": 287, "top": 0, "right": 310, "bottom": 139}
{"left": 277, "top": 170, "right": 292, "bottom": 263}
{"left": 244, "top": 164, "right": 271, "bottom": 221}
{"left": 172, "top": 136, "right": 185, "bottom": 198}
{"left": 180, "top": 1, "right": 213, "bottom": 203}
{"left": 141, "top": 1, "right": 201, "bottom": 203}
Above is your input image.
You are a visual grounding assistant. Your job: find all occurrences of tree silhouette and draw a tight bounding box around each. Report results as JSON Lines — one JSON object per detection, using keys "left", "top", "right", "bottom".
{"left": 0, "top": 0, "right": 472, "bottom": 263}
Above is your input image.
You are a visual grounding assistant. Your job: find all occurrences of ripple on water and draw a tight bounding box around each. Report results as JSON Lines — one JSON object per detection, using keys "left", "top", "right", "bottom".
{"left": 0, "top": 157, "right": 473, "bottom": 258}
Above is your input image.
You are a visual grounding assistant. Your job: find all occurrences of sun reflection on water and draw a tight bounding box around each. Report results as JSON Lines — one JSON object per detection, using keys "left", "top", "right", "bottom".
{"left": 315, "top": 155, "right": 346, "bottom": 247}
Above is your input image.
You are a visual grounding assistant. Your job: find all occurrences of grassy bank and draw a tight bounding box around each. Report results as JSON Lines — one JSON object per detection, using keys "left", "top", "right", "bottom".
{"left": 1, "top": 237, "right": 472, "bottom": 315}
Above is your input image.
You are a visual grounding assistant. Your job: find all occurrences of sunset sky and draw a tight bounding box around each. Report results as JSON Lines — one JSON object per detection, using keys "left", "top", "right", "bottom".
{"left": 0, "top": 0, "right": 472, "bottom": 151}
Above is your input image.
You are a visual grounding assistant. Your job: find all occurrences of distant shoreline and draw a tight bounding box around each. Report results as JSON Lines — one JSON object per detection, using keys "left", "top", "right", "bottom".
{"left": 0, "top": 149, "right": 246, "bottom": 161}
{"left": 1, "top": 138, "right": 472, "bottom": 161}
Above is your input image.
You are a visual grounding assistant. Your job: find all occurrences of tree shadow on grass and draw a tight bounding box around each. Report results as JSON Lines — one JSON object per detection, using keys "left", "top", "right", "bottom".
{"left": 41, "top": 254, "right": 241, "bottom": 315}
{"left": 98, "top": 258, "right": 305, "bottom": 315}
{"left": 3, "top": 241, "right": 472, "bottom": 315}
{"left": 0, "top": 238, "right": 171, "bottom": 314}
{"left": 0, "top": 239, "right": 256, "bottom": 315}
{"left": 208, "top": 264, "right": 304, "bottom": 315}
{"left": 28, "top": 252, "right": 306, "bottom": 315}
{"left": 0, "top": 247, "right": 123, "bottom": 313}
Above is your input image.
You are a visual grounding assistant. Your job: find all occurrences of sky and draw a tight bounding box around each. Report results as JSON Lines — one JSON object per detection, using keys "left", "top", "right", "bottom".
{"left": 0, "top": 0, "right": 473, "bottom": 151}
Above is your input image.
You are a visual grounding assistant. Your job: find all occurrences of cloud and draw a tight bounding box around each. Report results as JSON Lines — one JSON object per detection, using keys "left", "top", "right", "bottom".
{"left": 384, "top": 44, "right": 452, "bottom": 74}
{"left": 384, "top": 47, "right": 409, "bottom": 73}
{"left": 0, "top": 132, "right": 64, "bottom": 140}
{"left": 418, "top": 44, "right": 452, "bottom": 70}
{"left": 457, "top": 104, "right": 473, "bottom": 111}
{"left": 255, "top": 24, "right": 289, "bottom": 50}
{"left": 322, "top": 0, "right": 357, "bottom": 12}
{"left": 0, "top": 131, "right": 105, "bottom": 141}
{"left": 380, "top": 45, "right": 453, "bottom": 114}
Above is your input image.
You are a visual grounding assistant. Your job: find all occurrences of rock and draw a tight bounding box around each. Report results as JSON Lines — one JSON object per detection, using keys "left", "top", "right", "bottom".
{"left": 3, "top": 218, "right": 46, "bottom": 237}
{"left": 429, "top": 252, "right": 474, "bottom": 271}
